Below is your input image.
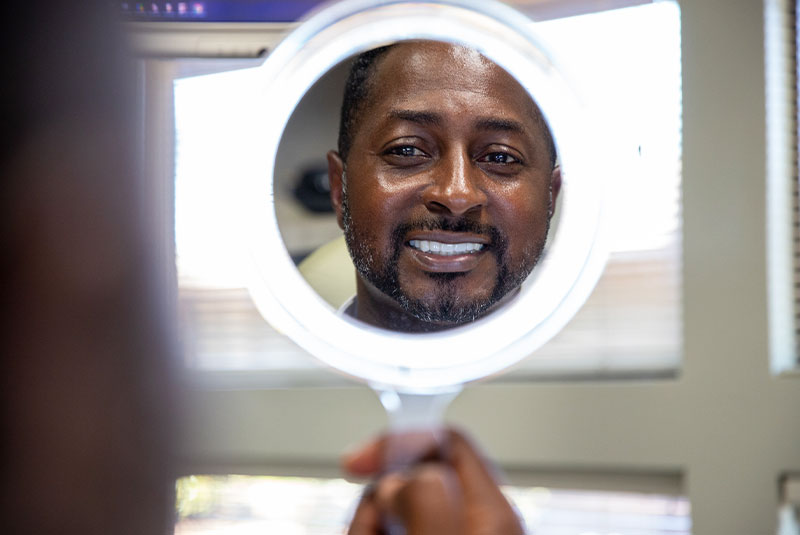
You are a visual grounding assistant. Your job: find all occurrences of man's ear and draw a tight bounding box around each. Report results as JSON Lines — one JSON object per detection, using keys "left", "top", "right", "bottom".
{"left": 549, "top": 165, "right": 562, "bottom": 219}
{"left": 327, "top": 150, "right": 346, "bottom": 230}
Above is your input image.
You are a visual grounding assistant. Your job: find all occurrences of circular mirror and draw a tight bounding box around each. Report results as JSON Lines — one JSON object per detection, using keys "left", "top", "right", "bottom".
{"left": 240, "top": 0, "right": 609, "bottom": 392}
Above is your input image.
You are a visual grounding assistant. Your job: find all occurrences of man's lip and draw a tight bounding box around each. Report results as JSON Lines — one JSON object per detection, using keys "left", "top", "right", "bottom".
{"left": 405, "top": 231, "right": 490, "bottom": 245}
{"left": 406, "top": 247, "right": 486, "bottom": 272}
{"left": 403, "top": 231, "right": 491, "bottom": 273}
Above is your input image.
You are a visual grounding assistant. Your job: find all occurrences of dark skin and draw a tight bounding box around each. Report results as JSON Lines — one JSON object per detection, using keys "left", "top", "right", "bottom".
{"left": 328, "top": 41, "right": 561, "bottom": 332}
{"left": 343, "top": 428, "right": 525, "bottom": 535}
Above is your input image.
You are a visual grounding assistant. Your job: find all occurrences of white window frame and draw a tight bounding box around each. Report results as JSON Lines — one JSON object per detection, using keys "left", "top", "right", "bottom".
{"left": 140, "top": 2, "right": 800, "bottom": 532}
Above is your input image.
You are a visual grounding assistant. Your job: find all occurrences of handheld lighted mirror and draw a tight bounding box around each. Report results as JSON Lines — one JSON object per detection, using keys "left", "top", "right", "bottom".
{"left": 242, "top": 0, "right": 608, "bottom": 422}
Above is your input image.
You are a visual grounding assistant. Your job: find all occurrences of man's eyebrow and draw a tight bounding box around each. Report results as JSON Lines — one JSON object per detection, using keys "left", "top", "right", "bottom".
{"left": 386, "top": 111, "right": 528, "bottom": 135}
{"left": 474, "top": 117, "right": 527, "bottom": 135}
{"left": 387, "top": 109, "right": 443, "bottom": 127}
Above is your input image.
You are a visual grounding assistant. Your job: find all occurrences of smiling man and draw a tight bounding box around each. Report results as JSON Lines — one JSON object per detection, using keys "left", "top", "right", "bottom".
{"left": 327, "top": 40, "right": 560, "bottom": 333}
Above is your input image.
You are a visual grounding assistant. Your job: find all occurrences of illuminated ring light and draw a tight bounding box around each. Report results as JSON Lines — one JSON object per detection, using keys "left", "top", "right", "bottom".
{"left": 242, "top": 0, "right": 609, "bottom": 393}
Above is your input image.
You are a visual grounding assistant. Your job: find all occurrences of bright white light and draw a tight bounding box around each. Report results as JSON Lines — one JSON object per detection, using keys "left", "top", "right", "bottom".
{"left": 174, "top": 67, "right": 263, "bottom": 288}
{"left": 535, "top": 2, "right": 682, "bottom": 253}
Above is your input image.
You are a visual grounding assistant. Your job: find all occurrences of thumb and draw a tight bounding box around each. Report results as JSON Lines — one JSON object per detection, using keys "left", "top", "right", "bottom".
{"left": 342, "top": 429, "right": 445, "bottom": 477}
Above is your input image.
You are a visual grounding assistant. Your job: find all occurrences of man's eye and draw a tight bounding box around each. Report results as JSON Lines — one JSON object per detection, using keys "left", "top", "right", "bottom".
{"left": 479, "top": 152, "right": 520, "bottom": 165}
{"left": 387, "top": 146, "right": 427, "bottom": 157}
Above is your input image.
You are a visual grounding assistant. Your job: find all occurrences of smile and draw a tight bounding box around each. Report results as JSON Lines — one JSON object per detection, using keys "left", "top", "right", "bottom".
{"left": 408, "top": 239, "right": 485, "bottom": 255}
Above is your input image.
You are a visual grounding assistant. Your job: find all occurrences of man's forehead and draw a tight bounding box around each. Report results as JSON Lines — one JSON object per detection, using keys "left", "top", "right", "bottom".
{"left": 374, "top": 41, "right": 506, "bottom": 90}
{"left": 341, "top": 39, "right": 557, "bottom": 169}
{"left": 367, "top": 41, "right": 540, "bottom": 130}
{"left": 387, "top": 41, "right": 493, "bottom": 72}
{"left": 369, "top": 41, "right": 538, "bottom": 130}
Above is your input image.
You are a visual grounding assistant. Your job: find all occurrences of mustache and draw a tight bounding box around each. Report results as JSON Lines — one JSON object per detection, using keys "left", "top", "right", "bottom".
{"left": 392, "top": 218, "right": 501, "bottom": 244}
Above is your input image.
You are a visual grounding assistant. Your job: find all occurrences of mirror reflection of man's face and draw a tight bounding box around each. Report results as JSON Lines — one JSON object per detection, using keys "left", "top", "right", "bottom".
{"left": 328, "top": 41, "right": 560, "bottom": 332}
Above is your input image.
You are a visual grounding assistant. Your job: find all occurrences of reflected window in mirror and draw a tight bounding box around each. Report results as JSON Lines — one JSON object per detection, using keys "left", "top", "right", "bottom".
{"left": 173, "top": 1, "right": 682, "bottom": 381}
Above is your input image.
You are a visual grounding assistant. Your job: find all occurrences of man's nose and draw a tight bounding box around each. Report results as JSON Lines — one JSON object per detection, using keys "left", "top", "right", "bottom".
{"left": 421, "top": 151, "right": 487, "bottom": 216}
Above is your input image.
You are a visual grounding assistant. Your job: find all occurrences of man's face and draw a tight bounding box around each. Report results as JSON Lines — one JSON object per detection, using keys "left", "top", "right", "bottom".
{"left": 328, "top": 41, "right": 560, "bottom": 331}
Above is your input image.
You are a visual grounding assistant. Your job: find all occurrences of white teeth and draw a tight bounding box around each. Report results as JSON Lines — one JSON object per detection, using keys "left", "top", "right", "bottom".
{"left": 409, "top": 240, "right": 484, "bottom": 255}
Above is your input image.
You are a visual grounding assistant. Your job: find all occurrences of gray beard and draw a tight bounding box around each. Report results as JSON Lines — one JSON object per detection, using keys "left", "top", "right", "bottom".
{"left": 341, "top": 193, "right": 546, "bottom": 326}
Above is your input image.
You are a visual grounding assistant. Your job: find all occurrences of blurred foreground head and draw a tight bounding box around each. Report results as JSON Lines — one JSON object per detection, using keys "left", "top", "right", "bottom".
{"left": 1, "top": 2, "right": 177, "bottom": 533}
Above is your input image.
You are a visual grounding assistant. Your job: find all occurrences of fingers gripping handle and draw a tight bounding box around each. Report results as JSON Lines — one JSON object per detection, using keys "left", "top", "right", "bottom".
{"left": 372, "top": 386, "right": 463, "bottom": 534}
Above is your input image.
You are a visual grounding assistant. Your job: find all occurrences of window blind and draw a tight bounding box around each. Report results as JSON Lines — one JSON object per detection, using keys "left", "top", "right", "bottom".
{"left": 794, "top": 0, "right": 800, "bottom": 362}
{"left": 766, "top": 0, "right": 800, "bottom": 372}
{"left": 173, "top": 474, "right": 690, "bottom": 535}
